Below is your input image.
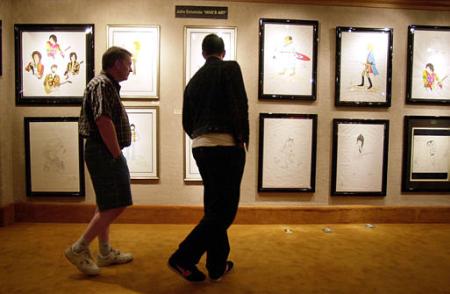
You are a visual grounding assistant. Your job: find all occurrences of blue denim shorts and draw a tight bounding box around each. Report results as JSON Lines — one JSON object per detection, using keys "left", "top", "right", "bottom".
{"left": 84, "top": 138, "right": 132, "bottom": 211}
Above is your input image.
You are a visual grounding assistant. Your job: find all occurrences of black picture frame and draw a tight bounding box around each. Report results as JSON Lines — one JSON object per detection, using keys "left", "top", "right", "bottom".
{"left": 335, "top": 27, "right": 393, "bottom": 107}
{"left": 406, "top": 25, "right": 450, "bottom": 104}
{"left": 258, "top": 18, "right": 318, "bottom": 101}
{"left": 331, "top": 119, "right": 389, "bottom": 196}
{"left": 258, "top": 113, "right": 317, "bottom": 192}
{"left": 24, "top": 117, "right": 85, "bottom": 197}
{"left": 402, "top": 116, "right": 450, "bottom": 192}
{"left": 15, "top": 24, "right": 94, "bottom": 105}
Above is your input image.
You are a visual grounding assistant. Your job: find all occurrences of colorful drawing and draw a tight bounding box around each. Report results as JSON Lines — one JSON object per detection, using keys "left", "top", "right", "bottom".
{"left": 422, "top": 63, "right": 446, "bottom": 90}
{"left": 46, "top": 34, "right": 67, "bottom": 59}
{"left": 272, "top": 35, "right": 310, "bottom": 76}
{"left": 43, "top": 64, "right": 61, "bottom": 94}
{"left": 131, "top": 40, "right": 141, "bottom": 75}
{"left": 64, "top": 52, "right": 82, "bottom": 79}
{"left": 357, "top": 44, "right": 379, "bottom": 89}
{"left": 24, "top": 50, "right": 45, "bottom": 79}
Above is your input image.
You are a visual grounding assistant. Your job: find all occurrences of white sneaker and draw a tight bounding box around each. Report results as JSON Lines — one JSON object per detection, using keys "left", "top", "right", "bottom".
{"left": 64, "top": 246, "right": 100, "bottom": 276}
{"left": 97, "top": 248, "right": 133, "bottom": 267}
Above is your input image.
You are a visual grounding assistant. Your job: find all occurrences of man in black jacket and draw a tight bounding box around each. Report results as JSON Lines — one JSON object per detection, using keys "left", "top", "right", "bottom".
{"left": 169, "top": 33, "right": 249, "bottom": 282}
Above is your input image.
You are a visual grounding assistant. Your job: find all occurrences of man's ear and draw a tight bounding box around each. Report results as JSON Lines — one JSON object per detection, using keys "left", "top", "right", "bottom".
{"left": 202, "top": 51, "right": 207, "bottom": 59}
{"left": 221, "top": 50, "right": 226, "bottom": 59}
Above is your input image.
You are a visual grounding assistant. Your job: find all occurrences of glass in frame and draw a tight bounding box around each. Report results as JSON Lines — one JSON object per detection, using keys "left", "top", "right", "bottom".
{"left": 15, "top": 24, "right": 94, "bottom": 105}
{"left": 335, "top": 27, "right": 393, "bottom": 107}
{"left": 259, "top": 18, "right": 318, "bottom": 100}
{"left": 331, "top": 119, "right": 389, "bottom": 196}
{"left": 258, "top": 113, "right": 317, "bottom": 192}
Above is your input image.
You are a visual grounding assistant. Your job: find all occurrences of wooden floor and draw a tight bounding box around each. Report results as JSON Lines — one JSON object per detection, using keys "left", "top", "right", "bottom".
{"left": 1, "top": 223, "right": 450, "bottom": 293}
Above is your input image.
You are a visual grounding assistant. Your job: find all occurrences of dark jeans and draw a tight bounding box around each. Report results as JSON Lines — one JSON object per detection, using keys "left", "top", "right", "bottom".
{"left": 172, "top": 146, "right": 246, "bottom": 275}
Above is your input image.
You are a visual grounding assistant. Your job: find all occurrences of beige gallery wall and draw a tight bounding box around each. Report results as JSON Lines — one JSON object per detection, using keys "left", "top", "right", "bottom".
{"left": 1, "top": 0, "right": 449, "bottom": 207}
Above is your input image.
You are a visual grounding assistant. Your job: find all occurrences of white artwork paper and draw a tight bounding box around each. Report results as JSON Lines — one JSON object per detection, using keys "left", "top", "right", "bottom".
{"left": 29, "top": 122, "right": 80, "bottom": 192}
{"left": 411, "top": 30, "right": 450, "bottom": 101}
{"left": 123, "top": 108, "right": 158, "bottom": 179}
{"left": 262, "top": 23, "right": 313, "bottom": 96}
{"left": 262, "top": 118, "right": 313, "bottom": 188}
{"left": 339, "top": 31, "right": 389, "bottom": 103}
{"left": 336, "top": 123, "right": 385, "bottom": 192}
{"left": 108, "top": 26, "right": 159, "bottom": 98}
{"left": 184, "top": 134, "right": 201, "bottom": 181}
{"left": 22, "top": 31, "right": 87, "bottom": 97}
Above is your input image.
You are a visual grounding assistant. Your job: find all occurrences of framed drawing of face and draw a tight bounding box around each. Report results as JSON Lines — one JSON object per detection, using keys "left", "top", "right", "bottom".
{"left": 184, "top": 26, "right": 237, "bottom": 85}
{"left": 24, "top": 117, "right": 84, "bottom": 197}
{"left": 15, "top": 24, "right": 94, "bottom": 105}
{"left": 183, "top": 26, "right": 236, "bottom": 182}
{"left": 402, "top": 116, "right": 449, "bottom": 192}
{"left": 107, "top": 25, "right": 160, "bottom": 100}
{"left": 123, "top": 106, "right": 159, "bottom": 179}
{"left": 258, "top": 113, "right": 317, "bottom": 192}
{"left": 335, "top": 27, "right": 393, "bottom": 107}
{"left": 184, "top": 134, "right": 202, "bottom": 182}
{"left": 331, "top": 119, "right": 389, "bottom": 196}
{"left": 406, "top": 25, "right": 450, "bottom": 104}
{"left": 259, "top": 18, "right": 318, "bottom": 100}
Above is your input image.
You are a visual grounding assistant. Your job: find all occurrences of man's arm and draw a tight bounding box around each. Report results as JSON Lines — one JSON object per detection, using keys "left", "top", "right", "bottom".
{"left": 96, "top": 115, "right": 121, "bottom": 159}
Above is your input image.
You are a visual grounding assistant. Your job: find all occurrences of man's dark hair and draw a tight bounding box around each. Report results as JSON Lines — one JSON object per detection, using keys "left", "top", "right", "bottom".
{"left": 202, "top": 34, "right": 225, "bottom": 56}
{"left": 102, "top": 46, "right": 132, "bottom": 70}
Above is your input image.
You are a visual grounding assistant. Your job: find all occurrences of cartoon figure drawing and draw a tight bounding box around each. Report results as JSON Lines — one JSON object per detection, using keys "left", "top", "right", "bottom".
{"left": 64, "top": 52, "right": 82, "bottom": 80}
{"left": 356, "top": 134, "right": 364, "bottom": 154}
{"left": 275, "top": 137, "right": 299, "bottom": 169}
{"left": 25, "top": 50, "right": 45, "bottom": 79}
{"left": 42, "top": 137, "right": 66, "bottom": 173}
{"left": 357, "top": 44, "right": 379, "bottom": 89}
{"left": 46, "top": 34, "right": 67, "bottom": 59}
{"left": 426, "top": 139, "right": 438, "bottom": 167}
{"left": 125, "top": 123, "right": 140, "bottom": 160}
{"left": 131, "top": 40, "right": 141, "bottom": 75}
{"left": 43, "top": 64, "right": 61, "bottom": 94}
{"left": 422, "top": 63, "right": 446, "bottom": 90}
{"left": 272, "top": 35, "right": 310, "bottom": 76}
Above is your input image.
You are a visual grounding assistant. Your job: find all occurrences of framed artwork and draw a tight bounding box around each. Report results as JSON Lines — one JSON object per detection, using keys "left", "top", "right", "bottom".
{"left": 335, "top": 27, "right": 393, "bottom": 107}
{"left": 406, "top": 25, "right": 450, "bottom": 104}
{"left": 24, "top": 117, "right": 84, "bottom": 197}
{"left": 402, "top": 116, "right": 449, "bottom": 192}
{"left": 331, "top": 119, "right": 389, "bottom": 196}
{"left": 123, "top": 107, "right": 159, "bottom": 179}
{"left": 258, "top": 113, "right": 317, "bottom": 192}
{"left": 258, "top": 18, "right": 318, "bottom": 100}
{"left": 184, "top": 26, "right": 237, "bottom": 85}
{"left": 184, "top": 134, "right": 202, "bottom": 182}
{"left": 107, "top": 25, "right": 160, "bottom": 99}
{"left": 15, "top": 24, "right": 94, "bottom": 105}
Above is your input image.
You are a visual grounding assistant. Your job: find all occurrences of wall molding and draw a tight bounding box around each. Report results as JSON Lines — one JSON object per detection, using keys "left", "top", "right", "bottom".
{"left": 9, "top": 202, "right": 450, "bottom": 224}
{"left": 204, "top": 0, "right": 450, "bottom": 11}
{"left": 0, "top": 204, "right": 15, "bottom": 227}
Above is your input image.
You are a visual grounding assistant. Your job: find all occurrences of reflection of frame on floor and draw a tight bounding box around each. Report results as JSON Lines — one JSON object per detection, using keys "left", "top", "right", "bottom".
{"left": 258, "top": 113, "right": 317, "bottom": 192}
{"left": 184, "top": 26, "right": 237, "bottom": 86}
{"left": 184, "top": 134, "right": 202, "bottom": 183}
{"left": 107, "top": 25, "right": 160, "bottom": 100}
{"left": 258, "top": 18, "right": 318, "bottom": 101}
{"left": 406, "top": 25, "right": 450, "bottom": 105}
{"left": 24, "top": 117, "right": 84, "bottom": 197}
{"left": 335, "top": 27, "right": 393, "bottom": 107}
{"left": 331, "top": 119, "right": 389, "bottom": 196}
{"left": 123, "top": 106, "right": 159, "bottom": 180}
{"left": 402, "top": 116, "right": 450, "bottom": 192}
{"left": 15, "top": 24, "right": 94, "bottom": 105}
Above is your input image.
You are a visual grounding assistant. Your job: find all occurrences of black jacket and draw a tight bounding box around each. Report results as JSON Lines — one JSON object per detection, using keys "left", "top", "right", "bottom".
{"left": 183, "top": 57, "right": 249, "bottom": 146}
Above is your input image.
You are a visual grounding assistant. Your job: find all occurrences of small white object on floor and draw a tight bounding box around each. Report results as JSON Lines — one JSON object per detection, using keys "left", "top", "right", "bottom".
{"left": 322, "top": 227, "right": 333, "bottom": 233}
{"left": 365, "top": 224, "right": 376, "bottom": 229}
{"left": 284, "top": 228, "right": 293, "bottom": 234}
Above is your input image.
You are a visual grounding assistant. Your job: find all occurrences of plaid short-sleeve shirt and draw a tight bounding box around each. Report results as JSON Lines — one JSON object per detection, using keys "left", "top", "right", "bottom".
{"left": 79, "top": 72, "right": 131, "bottom": 148}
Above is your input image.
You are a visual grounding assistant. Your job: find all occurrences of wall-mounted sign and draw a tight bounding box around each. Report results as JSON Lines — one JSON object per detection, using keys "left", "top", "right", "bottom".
{"left": 175, "top": 6, "right": 228, "bottom": 19}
